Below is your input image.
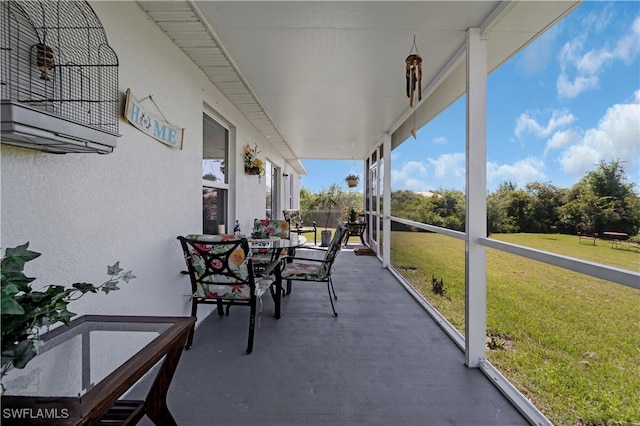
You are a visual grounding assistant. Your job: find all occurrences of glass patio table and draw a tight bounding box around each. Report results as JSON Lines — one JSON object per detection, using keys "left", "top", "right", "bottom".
{"left": 1, "top": 315, "right": 195, "bottom": 426}
{"left": 248, "top": 235, "right": 307, "bottom": 318}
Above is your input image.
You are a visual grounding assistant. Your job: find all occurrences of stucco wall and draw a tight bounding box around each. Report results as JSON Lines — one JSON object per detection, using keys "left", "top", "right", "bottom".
{"left": 0, "top": 2, "right": 299, "bottom": 322}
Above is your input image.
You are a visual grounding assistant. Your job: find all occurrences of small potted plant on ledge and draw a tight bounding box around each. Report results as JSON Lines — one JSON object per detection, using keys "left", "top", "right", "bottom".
{"left": 344, "top": 174, "right": 359, "bottom": 188}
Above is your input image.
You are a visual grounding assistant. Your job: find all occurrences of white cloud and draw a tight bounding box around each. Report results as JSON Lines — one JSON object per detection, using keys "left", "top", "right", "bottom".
{"left": 428, "top": 153, "right": 465, "bottom": 180}
{"left": 391, "top": 155, "right": 467, "bottom": 191}
{"left": 556, "top": 74, "right": 599, "bottom": 99}
{"left": 557, "top": 17, "right": 640, "bottom": 99}
{"left": 432, "top": 136, "right": 448, "bottom": 145}
{"left": 559, "top": 92, "right": 640, "bottom": 178}
{"left": 487, "top": 157, "right": 547, "bottom": 188}
{"left": 517, "top": 26, "right": 557, "bottom": 74}
{"left": 515, "top": 109, "right": 576, "bottom": 139}
{"left": 403, "top": 178, "right": 430, "bottom": 192}
{"left": 544, "top": 128, "right": 581, "bottom": 156}
{"left": 391, "top": 161, "right": 430, "bottom": 191}
{"left": 582, "top": 4, "right": 614, "bottom": 33}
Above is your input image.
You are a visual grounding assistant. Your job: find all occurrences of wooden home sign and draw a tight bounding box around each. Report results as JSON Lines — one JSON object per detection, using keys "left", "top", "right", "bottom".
{"left": 124, "top": 89, "right": 184, "bottom": 149}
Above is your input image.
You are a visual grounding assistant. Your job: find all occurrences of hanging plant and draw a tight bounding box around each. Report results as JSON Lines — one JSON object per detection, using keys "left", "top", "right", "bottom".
{"left": 242, "top": 144, "right": 264, "bottom": 177}
{"left": 345, "top": 174, "right": 359, "bottom": 188}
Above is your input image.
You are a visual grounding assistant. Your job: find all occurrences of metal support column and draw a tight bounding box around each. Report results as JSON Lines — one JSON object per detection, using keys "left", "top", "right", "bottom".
{"left": 465, "top": 27, "right": 488, "bottom": 368}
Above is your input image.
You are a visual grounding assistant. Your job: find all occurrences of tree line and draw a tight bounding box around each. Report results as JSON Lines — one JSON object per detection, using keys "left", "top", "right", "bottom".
{"left": 391, "top": 160, "right": 639, "bottom": 236}
{"left": 301, "top": 161, "right": 639, "bottom": 237}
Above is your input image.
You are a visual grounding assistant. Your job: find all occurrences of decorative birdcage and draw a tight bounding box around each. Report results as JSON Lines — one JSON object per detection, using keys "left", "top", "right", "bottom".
{"left": 0, "top": 0, "right": 119, "bottom": 153}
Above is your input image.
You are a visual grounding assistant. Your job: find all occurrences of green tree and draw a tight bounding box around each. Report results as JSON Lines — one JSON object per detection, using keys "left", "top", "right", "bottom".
{"left": 487, "top": 182, "right": 520, "bottom": 233}
{"left": 559, "top": 160, "right": 639, "bottom": 235}
{"left": 524, "top": 182, "right": 567, "bottom": 233}
{"left": 300, "top": 184, "right": 364, "bottom": 228}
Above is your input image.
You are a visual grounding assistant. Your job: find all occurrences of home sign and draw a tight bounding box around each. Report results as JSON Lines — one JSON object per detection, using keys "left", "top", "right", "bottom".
{"left": 124, "top": 89, "right": 184, "bottom": 149}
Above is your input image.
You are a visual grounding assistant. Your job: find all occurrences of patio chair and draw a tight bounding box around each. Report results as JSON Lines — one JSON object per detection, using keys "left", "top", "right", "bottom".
{"left": 280, "top": 225, "right": 347, "bottom": 316}
{"left": 177, "top": 234, "right": 279, "bottom": 354}
{"left": 251, "top": 219, "right": 291, "bottom": 269}
{"left": 283, "top": 209, "right": 317, "bottom": 245}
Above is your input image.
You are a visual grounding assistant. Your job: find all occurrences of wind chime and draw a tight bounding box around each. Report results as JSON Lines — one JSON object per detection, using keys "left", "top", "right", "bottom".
{"left": 406, "top": 35, "right": 422, "bottom": 109}
{"left": 406, "top": 35, "right": 422, "bottom": 139}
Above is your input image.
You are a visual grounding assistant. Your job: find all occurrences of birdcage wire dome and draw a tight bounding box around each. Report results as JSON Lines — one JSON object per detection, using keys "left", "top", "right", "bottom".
{"left": 1, "top": 0, "right": 119, "bottom": 136}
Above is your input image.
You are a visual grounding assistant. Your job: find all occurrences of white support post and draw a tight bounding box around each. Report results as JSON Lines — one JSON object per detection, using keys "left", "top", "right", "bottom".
{"left": 465, "top": 28, "right": 488, "bottom": 368}
{"left": 382, "top": 133, "right": 392, "bottom": 267}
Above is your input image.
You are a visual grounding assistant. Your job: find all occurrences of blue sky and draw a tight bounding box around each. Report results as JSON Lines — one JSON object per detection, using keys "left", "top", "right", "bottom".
{"left": 301, "top": 1, "right": 639, "bottom": 194}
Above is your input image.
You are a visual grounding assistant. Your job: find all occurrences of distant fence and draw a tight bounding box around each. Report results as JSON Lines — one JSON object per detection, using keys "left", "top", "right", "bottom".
{"left": 300, "top": 209, "right": 348, "bottom": 228}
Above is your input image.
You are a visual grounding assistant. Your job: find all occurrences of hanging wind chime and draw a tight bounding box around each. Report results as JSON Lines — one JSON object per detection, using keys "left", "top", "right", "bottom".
{"left": 406, "top": 35, "right": 422, "bottom": 138}
{"left": 406, "top": 35, "right": 422, "bottom": 108}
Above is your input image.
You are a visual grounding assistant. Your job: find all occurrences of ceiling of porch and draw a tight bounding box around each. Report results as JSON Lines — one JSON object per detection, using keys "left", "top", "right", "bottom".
{"left": 137, "top": 1, "right": 579, "bottom": 168}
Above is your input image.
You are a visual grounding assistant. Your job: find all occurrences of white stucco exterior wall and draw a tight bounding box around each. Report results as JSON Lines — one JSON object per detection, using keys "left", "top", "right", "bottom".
{"left": 0, "top": 2, "right": 300, "bottom": 323}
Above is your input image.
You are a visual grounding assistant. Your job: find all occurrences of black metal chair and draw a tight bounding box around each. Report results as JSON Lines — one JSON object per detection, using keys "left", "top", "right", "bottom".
{"left": 177, "top": 234, "right": 280, "bottom": 354}
{"left": 280, "top": 226, "right": 347, "bottom": 316}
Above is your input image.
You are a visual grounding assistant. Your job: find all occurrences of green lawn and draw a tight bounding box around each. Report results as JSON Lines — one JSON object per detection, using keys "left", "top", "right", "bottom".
{"left": 390, "top": 232, "right": 640, "bottom": 426}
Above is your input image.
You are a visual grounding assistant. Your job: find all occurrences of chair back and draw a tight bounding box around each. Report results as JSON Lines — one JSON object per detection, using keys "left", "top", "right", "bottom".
{"left": 320, "top": 225, "right": 347, "bottom": 276}
{"left": 284, "top": 209, "right": 310, "bottom": 230}
{"left": 252, "top": 219, "right": 290, "bottom": 239}
{"left": 178, "top": 234, "right": 255, "bottom": 298}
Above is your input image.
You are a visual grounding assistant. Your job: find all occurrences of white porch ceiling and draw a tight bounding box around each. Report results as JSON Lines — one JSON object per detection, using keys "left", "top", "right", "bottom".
{"left": 137, "top": 1, "right": 579, "bottom": 168}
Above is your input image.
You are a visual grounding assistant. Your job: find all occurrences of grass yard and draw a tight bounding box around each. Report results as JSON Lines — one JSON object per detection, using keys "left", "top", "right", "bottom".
{"left": 390, "top": 231, "right": 640, "bottom": 426}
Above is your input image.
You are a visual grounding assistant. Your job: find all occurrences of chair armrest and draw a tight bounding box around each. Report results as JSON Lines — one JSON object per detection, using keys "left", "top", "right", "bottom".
{"left": 299, "top": 246, "right": 328, "bottom": 252}
{"left": 254, "top": 256, "right": 287, "bottom": 277}
{"left": 287, "top": 256, "right": 330, "bottom": 264}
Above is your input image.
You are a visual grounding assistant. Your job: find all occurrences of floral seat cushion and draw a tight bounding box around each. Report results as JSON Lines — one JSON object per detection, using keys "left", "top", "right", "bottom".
{"left": 252, "top": 219, "right": 289, "bottom": 239}
{"left": 183, "top": 233, "right": 272, "bottom": 299}
{"left": 281, "top": 261, "right": 332, "bottom": 281}
{"left": 195, "top": 277, "right": 273, "bottom": 300}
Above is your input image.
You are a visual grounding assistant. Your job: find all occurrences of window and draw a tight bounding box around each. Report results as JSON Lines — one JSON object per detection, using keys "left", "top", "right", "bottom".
{"left": 202, "top": 113, "right": 229, "bottom": 234}
{"left": 265, "top": 160, "right": 279, "bottom": 219}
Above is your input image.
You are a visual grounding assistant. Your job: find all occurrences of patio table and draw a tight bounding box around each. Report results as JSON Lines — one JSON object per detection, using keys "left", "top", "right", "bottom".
{"left": 248, "top": 235, "right": 307, "bottom": 318}
{"left": 1, "top": 315, "right": 194, "bottom": 426}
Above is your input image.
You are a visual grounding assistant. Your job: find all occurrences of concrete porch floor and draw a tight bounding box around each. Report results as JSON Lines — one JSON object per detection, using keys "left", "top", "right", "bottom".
{"left": 133, "top": 243, "right": 528, "bottom": 426}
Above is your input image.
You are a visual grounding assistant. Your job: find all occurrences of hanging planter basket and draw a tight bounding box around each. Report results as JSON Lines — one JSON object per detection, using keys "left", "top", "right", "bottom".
{"left": 242, "top": 144, "right": 264, "bottom": 180}
{"left": 345, "top": 174, "right": 360, "bottom": 188}
{"left": 244, "top": 165, "right": 261, "bottom": 175}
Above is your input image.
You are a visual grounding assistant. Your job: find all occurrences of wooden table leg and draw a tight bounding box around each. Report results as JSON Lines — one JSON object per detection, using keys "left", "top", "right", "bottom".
{"left": 144, "top": 330, "right": 189, "bottom": 425}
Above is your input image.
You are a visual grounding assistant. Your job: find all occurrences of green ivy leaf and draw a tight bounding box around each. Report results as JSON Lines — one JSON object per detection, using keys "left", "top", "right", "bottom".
{"left": 1, "top": 243, "right": 41, "bottom": 273}
{"left": 1, "top": 283, "right": 20, "bottom": 297}
{"left": 101, "top": 281, "right": 120, "bottom": 294}
{"left": 9, "top": 340, "right": 38, "bottom": 369}
{"left": 72, "top": 282, "right": 98, "bottom": 293}
{"left": 107, "top": 262, "right": 123, "bottom": 276}
{"left": 1, "top": 295, "right": 25, "bottom": 315}
{"left": 60, "top": 310, "right": 75, "bottom": 325}
{"left": 121, "top": 271, "right": 136, "bottom": 283}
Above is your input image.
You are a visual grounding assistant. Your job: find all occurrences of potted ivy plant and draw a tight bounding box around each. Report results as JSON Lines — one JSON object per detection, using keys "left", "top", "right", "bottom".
{"left": 1, "top": 242, "right": 136, "bottom": 391}
{"left": 345, "top": 174, "right": 360, "bottom": 188}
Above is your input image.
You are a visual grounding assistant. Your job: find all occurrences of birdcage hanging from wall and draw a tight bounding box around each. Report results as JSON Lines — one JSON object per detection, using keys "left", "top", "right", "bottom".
{"left": 0, "top": 0, "right": 120, "bottom": 153}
